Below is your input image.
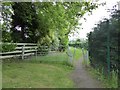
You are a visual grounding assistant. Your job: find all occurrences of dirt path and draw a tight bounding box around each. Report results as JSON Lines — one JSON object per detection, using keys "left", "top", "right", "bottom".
{"left": 70, "top": 57, "right": 104, "bottom": 88}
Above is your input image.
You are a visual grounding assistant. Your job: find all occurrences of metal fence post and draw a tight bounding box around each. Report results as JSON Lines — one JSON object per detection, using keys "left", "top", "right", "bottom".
{"left": 107, "top": 20, "right": 110, "bottom": 75}
{"left": 35, "top": 47, "right": 37, "bottom": 59}
{"left": 82, "top": 48, "right": 85, "bottom": 61}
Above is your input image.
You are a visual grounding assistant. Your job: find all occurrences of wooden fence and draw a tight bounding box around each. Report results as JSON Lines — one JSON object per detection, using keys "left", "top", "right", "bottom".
{"left": 0, "top": 43, "right": 38, "bottom": 59}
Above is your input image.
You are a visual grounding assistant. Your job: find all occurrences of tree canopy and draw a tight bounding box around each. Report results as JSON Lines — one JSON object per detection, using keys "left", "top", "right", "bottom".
{"left": 2, "top": 1, "right": 97, "bottom": 50}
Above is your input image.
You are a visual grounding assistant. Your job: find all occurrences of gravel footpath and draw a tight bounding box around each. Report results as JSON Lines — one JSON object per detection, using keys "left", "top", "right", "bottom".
{"left": 70, "top": 57, "right": 104, "bottom": 88}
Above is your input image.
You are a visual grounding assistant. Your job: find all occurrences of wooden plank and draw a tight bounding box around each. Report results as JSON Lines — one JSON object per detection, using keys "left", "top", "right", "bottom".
{"left": 0, "top": 53, "right": 35, "bottom": 59}
{"left": 0, "top": 50, "right": 22, "bottom": 55}
{"left": 0, "top": 43, "right": 37, "bottom": 46}
{"left": 39, "top": 46, "right": 48, "bottom": 48}
{"left": 15, "top": 46, "right": 38, "bottom": 49}
{"left": 0, "top": 54, "right": 21, "bottom": 59}
{"left": 22, "top": 45, "right": 25, "bottom": 60}
{"left": 1, "top": 50, "right": 36, "bottom": 58}
{"left": 24, "top": 50, "right": 37, "bottom": 53}
{"left": 16, "top": 43, "right": 37, "bottom": 46}
{"left": 1, "top": 49, "right": 37, "bottom": 55}
{"left": 0, "top": 42, "right": 38, "bottom": 60}
{"left": 24, "top": 53, "right": 35, "bottom": 56}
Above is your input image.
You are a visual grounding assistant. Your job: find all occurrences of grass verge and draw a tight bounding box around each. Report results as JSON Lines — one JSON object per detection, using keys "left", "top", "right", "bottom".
{"left": 87, "top": 67, "right": 118, "bottom": 88}
{"left": 82, "top": 59, "right": 118, "bottom": 88}
{"left": 2, "top": 52, "right": 74, "bottom": 88}
{"left": 0, "top": 61, "right": 2, "bottom": 89}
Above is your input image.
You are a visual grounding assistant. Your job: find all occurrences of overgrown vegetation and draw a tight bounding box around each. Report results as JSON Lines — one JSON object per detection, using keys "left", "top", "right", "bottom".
{"left": 87, "top": 67, "right": 118, "bottom": 88}
{"left": 85, "top": 10, "right": 119, "bottom": 88}
{"left": 2, "top": 52, "right": 74, "bottom": 88}
{"left": 69, "top": 39, "right": 88, "bottom": 49}
{"left": 87, "top": 10, "right": 119, "bottom": 74}
{"left": 82, "top": 58, "right": 118, "bottom": 88}
{"left": 0, "top": 43, "right": 16, "bottom": 52}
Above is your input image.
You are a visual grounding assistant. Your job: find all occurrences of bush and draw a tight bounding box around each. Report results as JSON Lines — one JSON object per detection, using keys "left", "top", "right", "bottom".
{"left": 0, "top": 43, "right": 16, "bottom": 52}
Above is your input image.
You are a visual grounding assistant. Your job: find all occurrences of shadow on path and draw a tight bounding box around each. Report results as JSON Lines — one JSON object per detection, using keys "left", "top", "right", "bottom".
{"left": 70, "top": 57, "right": 104, "bottom": 88}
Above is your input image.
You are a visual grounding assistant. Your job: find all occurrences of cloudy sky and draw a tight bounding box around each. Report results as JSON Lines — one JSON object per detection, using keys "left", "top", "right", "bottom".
{"left": 69, "top": 0, "right": 120, "bottom": 41}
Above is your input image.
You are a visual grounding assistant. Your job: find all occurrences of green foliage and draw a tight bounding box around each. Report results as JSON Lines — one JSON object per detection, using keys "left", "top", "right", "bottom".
{"left": 2, "top": 2, "right": 13, "bottom": 42}
{"left": 87, "top": 10, "right": 119, "bottom": 73}
{"left": 69, "top": 39, "right": 88, "bottom": 49}
{"left": 11, "top": 2, "right": 39, "bottom": 43}
{"left": 0, "top": 43, "right": 16, "bottom": 52}
{"left": 87, "top": 66, "right": 118, "bottom": 88}
{"left": 2, "top": 30, "right": 12, "bottom": 42}
{"left": 2, "top": 2, "right": 97, "bottom": 49}
{"left": 50, "top": 33, "right": 59, "bottom": 51}
{"left": 34, "top": 2, "right": 96, "bottom": 49}
{"left": 82, "top": 57, "right": 118, "bottom": 88}
{"left": 37, "top": 45, "right": 49, "bottom": 55}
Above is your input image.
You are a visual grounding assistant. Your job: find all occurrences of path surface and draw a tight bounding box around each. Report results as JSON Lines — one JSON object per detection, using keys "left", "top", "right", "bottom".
{"left": 70, "top": 57, "right": 104, "bottom": 88}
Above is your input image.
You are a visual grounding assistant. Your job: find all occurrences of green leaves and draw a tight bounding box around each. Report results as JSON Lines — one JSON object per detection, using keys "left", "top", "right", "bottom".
{"left": 0, "top": 43, "right": 16, "bottom": 52}
{"left": 88, "top": 10, "right": 119, "bottom": 73}
{"left": 2, "top": 2, "right": 13, "bottom": 42}
{"left": 11, "top": 2, "right": 39, "bottom": 43}
{"left": 2, "top": 2, "right": 96, "bottom": 49}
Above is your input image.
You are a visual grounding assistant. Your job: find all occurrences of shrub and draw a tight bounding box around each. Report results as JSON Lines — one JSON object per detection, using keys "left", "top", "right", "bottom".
{"left": 0, "top": 43, "right": 16, "bottom": 52}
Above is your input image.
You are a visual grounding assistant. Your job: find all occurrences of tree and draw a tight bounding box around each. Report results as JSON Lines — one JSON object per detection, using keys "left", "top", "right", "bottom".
{"left": 2, "top": 2, "right": 13, "bottom": 42}
{"left": 35, "top": 2, "right": 97, "bottom": 49}
{"left": 3, "top": 1, "right": 97, "bottom": 50}
{"left": 11, "top": 2, "right": 39, "bottom": 43}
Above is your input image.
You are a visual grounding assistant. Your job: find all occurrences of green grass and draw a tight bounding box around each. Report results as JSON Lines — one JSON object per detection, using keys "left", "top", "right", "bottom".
{"left": 69, "top": 47, "right": 82, "bottom": 60}
{"left": 0, "top": 61, "right": 2, "bottom": 89}
{"left": 2, "top": 52, "right": 74, "bottom": 88}
{"left": 82, "top": 59, "right": 118, "bottom": 88}
{"left": 87, "top": 67, "right": 118, "bottom": 88}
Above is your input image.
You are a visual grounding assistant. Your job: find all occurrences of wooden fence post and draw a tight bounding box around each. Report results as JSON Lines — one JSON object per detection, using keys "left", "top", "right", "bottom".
{"left": 35, "top": 47, "right": 37, "bottom": 59}
{"left": 22, "top": 45, "right": 25, "bottom": 60}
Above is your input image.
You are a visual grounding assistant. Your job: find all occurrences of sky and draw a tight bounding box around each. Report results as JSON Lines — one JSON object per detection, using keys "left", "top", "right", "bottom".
{"left": 69, "top": 0, "right": 120, "bottom": 41}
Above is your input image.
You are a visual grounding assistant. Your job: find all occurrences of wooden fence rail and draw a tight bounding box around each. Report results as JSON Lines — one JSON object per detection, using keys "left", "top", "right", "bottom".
{"left": 0, "top": 43, "right": 38, "bottom": 59}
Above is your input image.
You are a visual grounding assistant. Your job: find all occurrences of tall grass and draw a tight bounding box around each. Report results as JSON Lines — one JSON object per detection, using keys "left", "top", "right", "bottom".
{"left": 89, "top": 67, "right": 118, "bottom": 88}
{"left": 82, "top": 59, "right": 118, "bottom": 88}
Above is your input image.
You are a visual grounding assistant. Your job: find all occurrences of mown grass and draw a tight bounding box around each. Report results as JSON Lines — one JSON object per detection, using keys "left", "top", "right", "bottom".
{"left": 2, "top": 52, "right": 74, "bottom": 88}
{"left": 82, "top": 59, "right": 118, "bottom": 88}
{"left": 69, "top": 47, "right": 82, "bottom": 60}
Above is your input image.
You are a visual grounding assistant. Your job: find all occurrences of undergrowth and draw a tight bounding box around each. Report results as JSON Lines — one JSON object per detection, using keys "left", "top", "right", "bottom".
{"left": 82, "top": 58, "right": 118, "bottom": 88}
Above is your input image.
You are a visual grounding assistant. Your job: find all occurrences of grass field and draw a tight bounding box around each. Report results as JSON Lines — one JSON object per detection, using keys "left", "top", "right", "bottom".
{"left": 2, "top": 52, "right": 74, "bottom": 88}
{"left": 0, "top": 61, "right": 2, "bottom": 89}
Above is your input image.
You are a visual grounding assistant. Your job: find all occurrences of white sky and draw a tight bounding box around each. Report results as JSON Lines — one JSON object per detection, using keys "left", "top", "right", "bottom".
{"left": 69, "top": 0, "right": 120, "bottom": 41}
